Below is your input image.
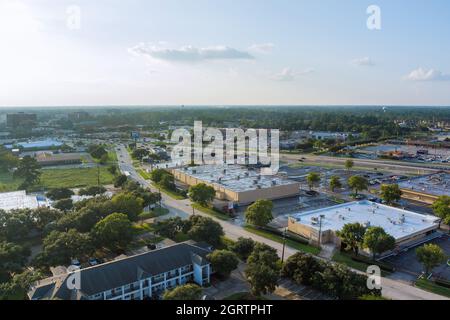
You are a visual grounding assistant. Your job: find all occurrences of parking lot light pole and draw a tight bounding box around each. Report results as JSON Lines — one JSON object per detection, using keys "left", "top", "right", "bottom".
{"left": 281, "top": 227, "right": 287, "bottom": 264}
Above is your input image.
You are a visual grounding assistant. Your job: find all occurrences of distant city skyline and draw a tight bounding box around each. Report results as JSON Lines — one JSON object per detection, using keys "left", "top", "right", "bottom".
{"left": 1, "top": 0, "right": 450, "bottom": 107}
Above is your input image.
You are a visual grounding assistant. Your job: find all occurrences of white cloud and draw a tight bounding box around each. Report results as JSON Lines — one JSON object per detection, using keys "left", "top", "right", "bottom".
{"left": 404, "top": 67, "right": 450, "bottom": 81}
{"left": 272, "top": 67, "right": 314, "bottom": 81}
{"left": 249, "top": 43, "right": 275, "bottom": 53}
{"left": 128, "top": 43, "right": 254, "bottom": 63}
{"left": 351, "top": 57, "right": 375, "bottom": 66}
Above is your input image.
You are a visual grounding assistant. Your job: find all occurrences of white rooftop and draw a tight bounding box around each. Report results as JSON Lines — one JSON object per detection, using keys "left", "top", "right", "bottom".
{"left": 290, "top": 200, "right": 440, "bottom": 241}
{"left": 175, "top": 164, "right": 299, "bottom": 193}
{"left": 398, "top": 172, "right": 450, "bottom": 197}
{"left": 0, "top": 190, "right": 40, "bottom": 211}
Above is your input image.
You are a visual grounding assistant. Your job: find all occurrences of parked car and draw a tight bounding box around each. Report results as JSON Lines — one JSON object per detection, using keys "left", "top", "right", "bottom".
{"left": 71, "top": 259, "right": 81, "bottom": 267}
{"left": 88, "top": 258, "right": 98, "bottom": 266}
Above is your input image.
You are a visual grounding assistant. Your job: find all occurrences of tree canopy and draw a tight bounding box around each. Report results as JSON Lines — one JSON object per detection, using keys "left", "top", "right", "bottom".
{"left": 245, "top": 199, "right": 273, "bottom": 227}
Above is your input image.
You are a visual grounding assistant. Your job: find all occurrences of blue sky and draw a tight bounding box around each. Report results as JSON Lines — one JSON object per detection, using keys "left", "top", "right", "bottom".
{"left": 1, "top": 0, "right": 450, "bottom": 106}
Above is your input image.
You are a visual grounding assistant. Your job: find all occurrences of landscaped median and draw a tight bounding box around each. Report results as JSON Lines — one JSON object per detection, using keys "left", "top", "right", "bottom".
{"left": 331, "top": 251, "right": 394, "bottom": 276}
{"left": 192, "top": 203, "right": 231, "bottom": 221}
{"left": 415, "top": 278, "right": 450, "bottom": 298}
{"left": 243, "top": 225, "right": 320, "bottom": 255}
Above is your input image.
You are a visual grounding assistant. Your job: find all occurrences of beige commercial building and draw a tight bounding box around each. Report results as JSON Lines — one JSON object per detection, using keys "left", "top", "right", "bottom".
{"left": 398, "top": 172, "right": 450, "bottom": 205}
{"left": 171, "top": 164, "right": 300, "bottom": 206}
{"left": 288, "top": 201, "right": 441, "bottom": 254}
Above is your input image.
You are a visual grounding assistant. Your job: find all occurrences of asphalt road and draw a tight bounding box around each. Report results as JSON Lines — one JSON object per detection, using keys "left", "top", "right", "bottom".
{"left": 116, "top": 145, "right": 448, "bottom": 300}
{"left": 281, "top": 153, "right": 450, "bottom": 175}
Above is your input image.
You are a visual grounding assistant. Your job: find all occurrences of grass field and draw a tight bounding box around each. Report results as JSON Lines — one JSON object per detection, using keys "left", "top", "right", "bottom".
{"left": 192, "top": 203, "right": 231, "bottom": 221}
{"left": 0, "top": 167, "right": 115, "bottom": 191}
{"left": 415, "top": 278, "right": 450, "bottom": 298}
{"left": 244, "top": 225, "right": 320, "bottom": 255}
{"left": 0, "top": 171, "right": 22, "bottom": 191}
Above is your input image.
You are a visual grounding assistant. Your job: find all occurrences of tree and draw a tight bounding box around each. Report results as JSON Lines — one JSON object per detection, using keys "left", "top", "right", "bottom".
{"left": 345, "top": 159, "right": 354, "bottom": 172}
{"left": 13, "top": 156, "right": 42, "bottom": 189}
{"left": 336, "top": 223, "right": 367, "bottom": 256}
{"left": 0, "top": 269, "right": 43, "bottom": 300}
{"left": 40, "top": 229, "right": 93, "bottom": 266}
{"left": 162, "top": 284, "right": 202, "bottom": 300}
{"left": 380, "top": 184, "right": 402, "bottom": 205}
{"left": 188, "top": 183, "right": 216, "bottom": 207}
{"left": 416, "top": 244, "right": 447, "bottom": 274}
{"left": 150, "top": 169, "right": 168, "bottom": 184}
{"left": 99, "top": 153, "right": 109, "bottom": 164}
{"left": 187, "top": 216, "right": 224, "bottom": 247}
{"left": 88, "top": 145, "right": 107, "bottom": 159}
{"left": 329, "top": 176, "right": 342, "bottom": 192}
{"left": 160, "top": 173, "right": 176, "bottom": 190}
{"left": 347, "top": 176, "right": 368, "bottom": 195}
{"left": 46, "top": 188, "right": 74, "bottom": 201}
{"left": 245, "top": 243, "right": 281, "bottom": 296}
{"left": 231, "top": 237, "right": 255, "bottom": 260}
{"left": 0, "top": 210, "right": 34, "bottom": 242}
{"left": 92, "top": 213, "right": 133, "bottom": 251}
{"left": 432, "top": 196, "right": 450, "bottom": 226}
{"left": 30, "top": 207, "right": 64, "bottom": 231}
{"left": 207, "top": 250, "right": 239, "bottom": 278}
{"left": 245, "top": 199, "right": 273, "bottom": 227}
{"left": 132, "top": 148, "right": 149, "bottom": 160}
{"left": 306, "top": 172, "right": 321, "bottom": 191}
{"left": 107, "top": 165, "right": 118, "bottom": 176}
{"left": 111, "top": 192, "right": 144, "bottom": 221}
{"left": 114, "top": 174, "right": 128, "bottom": 188}
{"left": 0, "top": 241, "right": 30, "bottom": 275}
{"left": 0, "top": 148, "right": 18, "bottom": 172}
{"left": 154, "top": 217, "right": 186, "bottom": 239}
{"left": 281, "top": 252, "right": 324, "bottom": 286}
{"left": 78, "top": 186, "right": 107, "bottom": 196}
{"left": 53, "top": 198, "right": 74, "bottom": 212}
{"left": 363, "top": 227, "right": 396, "bottom": 259}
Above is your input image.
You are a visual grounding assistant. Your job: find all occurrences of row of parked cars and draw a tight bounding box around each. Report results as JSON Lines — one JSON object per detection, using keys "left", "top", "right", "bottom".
{"left": 70, "top": 257, "right": 100, "bottom": 269}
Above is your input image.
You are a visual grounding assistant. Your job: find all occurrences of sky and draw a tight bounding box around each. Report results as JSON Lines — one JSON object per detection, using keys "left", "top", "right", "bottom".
{"left": 1, "top": 0, "right": 450, "bottom": 107}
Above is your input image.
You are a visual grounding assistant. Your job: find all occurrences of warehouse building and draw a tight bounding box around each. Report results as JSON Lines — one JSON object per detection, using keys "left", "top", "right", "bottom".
{"left": 35, "top": 152, "right": 82, "bottom": 166}
{"left": 398, "top": 172, "right": 450, "bottom": 204}
{"left": 288, "top": 201, "right": 440, "bottom": 254}
{"left": 0, "top": 190, "right": 50, "bottom": 211}
{"left": 171, "top": 164, "right": 300, "bottom": 206}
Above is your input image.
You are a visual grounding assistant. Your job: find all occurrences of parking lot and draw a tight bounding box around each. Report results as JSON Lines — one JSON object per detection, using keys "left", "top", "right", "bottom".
{"left": 383, "top": 234, "right": 450, "bottom": 280}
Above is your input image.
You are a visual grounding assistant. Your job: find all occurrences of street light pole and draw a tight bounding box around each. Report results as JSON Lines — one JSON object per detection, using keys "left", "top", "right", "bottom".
{"left": 318, "top": 215, "right": 324, "bottom": 248}
{"left": 281, "top": 227, "right": 287, "bottom": 264}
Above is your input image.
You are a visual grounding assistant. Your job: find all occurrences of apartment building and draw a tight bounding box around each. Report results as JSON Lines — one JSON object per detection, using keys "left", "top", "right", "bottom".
{"left": 28, "top": 241, "right": 212, "bottom": 300}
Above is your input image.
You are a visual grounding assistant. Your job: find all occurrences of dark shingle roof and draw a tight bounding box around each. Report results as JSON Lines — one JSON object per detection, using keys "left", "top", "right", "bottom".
{"left": 30, "top": 242, "right": 211, "bottom": 299}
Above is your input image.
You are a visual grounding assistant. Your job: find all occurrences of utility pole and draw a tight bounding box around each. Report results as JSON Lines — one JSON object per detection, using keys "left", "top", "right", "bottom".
{"left": 317, "top": 215, "right": 325, "bottom": 248}
{"left": 97, "top": 163, "right": 100, "bottom": 187}
{"left": 281, "top": 227, "right": 287, "bottom": 264}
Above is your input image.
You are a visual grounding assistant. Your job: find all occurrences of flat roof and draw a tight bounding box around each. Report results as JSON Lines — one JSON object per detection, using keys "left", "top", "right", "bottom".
{"left": 398, "top": 172, "right": 450, "bottom": 197}
{"left": 174, "top": 164, "right": 299, "bottom": 193}
{"left": 289, "top": 200, "right": 440, "bottom": 240}
{"left": 0, "top": 190, "right": 40, "bottom": 211}
{"left": 4, "top": 139, "right": 63, "bottom": 150}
